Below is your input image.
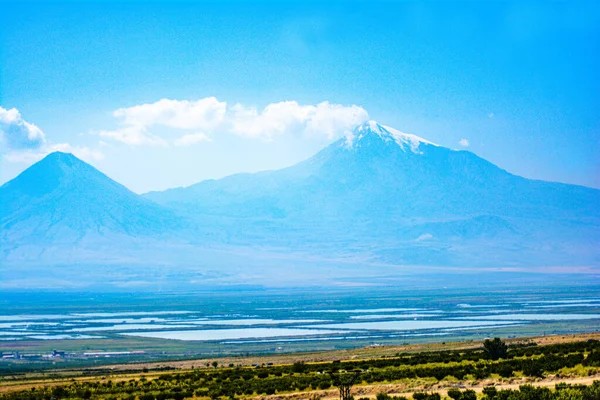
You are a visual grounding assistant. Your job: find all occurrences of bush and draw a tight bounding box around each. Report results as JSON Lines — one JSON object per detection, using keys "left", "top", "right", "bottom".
{"left": 52, "top": 386, "right": 68, "bottom": 398}
{"left": 484, "top": 338, "right": 508, "bottom": 360}
{"left": 292, "top": 362, "right": 308, "bottom": 373}
{"left": 319, "top": 381, "right": 331, "bottom": 389}
{"left": 462, "top": 389, "right": 477, "bottom": 400}
{"left": 482, "top": 386, "right": 497, "bottom": 399}
{"left": 584, "top": 350, "right": 600, "bottom": 367}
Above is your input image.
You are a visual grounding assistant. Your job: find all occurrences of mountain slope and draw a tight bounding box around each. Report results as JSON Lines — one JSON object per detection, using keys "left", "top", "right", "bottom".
{"left": 145, "top": 121, "right": 600, "bottom": 266}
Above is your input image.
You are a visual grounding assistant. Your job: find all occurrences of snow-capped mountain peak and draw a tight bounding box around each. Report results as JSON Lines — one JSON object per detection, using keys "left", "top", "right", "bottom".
{"left": 345, "top": 120, "right": 438, "bottom": 153}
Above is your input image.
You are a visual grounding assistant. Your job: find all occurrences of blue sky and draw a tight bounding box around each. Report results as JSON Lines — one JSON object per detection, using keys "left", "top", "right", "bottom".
{"left": 1, "top": 1, "right": 599, "bottom": 193}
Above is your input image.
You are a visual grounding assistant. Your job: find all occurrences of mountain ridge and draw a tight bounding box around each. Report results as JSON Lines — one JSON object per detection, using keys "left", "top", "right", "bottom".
{"left": 1, "top": 121, "right": 598, "bottom": 288}
{"left": 145, "top": 122, "right": 599, "bottom": 222}
{"left": 142, "top": 121, "right": 599, "bottom": 267}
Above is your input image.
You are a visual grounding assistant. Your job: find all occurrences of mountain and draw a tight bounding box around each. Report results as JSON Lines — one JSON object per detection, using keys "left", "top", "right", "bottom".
{"left": 1, "top": 123, "right": 598, "bottom": 289}
{"left": 146, "top": 121, "right": 598, "bottom": 222}
{"left": 0, "top": 152, "right": 185, "bottom": 263}
{"left": 145, "top": 121, "right": 600, "bottom": 267}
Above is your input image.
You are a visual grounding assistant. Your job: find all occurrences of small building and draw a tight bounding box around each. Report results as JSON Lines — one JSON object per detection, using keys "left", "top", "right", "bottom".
{"left": 52, "top": 350, "right": 65, "bottom": 358}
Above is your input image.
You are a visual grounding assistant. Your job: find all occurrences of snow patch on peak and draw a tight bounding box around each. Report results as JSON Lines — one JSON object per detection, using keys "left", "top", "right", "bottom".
{"left": 345, "top": 121, "right": 438, "bottom": 153}
{"left": 354, "top": 120, "right": 386, "bottom": 136}
{"left": 381, "top": 124, "right": 438, "bottom": 152}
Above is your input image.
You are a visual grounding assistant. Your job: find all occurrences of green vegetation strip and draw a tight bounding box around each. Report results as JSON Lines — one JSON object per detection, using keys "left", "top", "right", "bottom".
{"left": 366, "top": 382, "right": 600, "bottom": 400}
{"left": 1, "top": 339, "right": 600, "bottom": 400}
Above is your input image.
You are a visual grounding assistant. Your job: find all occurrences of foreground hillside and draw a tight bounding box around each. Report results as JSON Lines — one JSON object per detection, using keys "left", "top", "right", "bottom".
{"left": 1, "top": 334, "right": 599, "bottom": 400}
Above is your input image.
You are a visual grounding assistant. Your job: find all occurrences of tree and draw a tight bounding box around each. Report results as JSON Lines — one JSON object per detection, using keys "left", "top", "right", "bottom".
{"left": 212, "top": 361, "right": 219, "bottom": 368}
{"left": 522, "top": 360, "right": 543, "bottom": 377}
{"left": 292, "top": 361, "right": 307, "bottom": 373}
{"left": 329, "top": 370, "right": 361, "bottom": 400}
{"left": 447, "top": 388, "right": 462, "bottom": 400}
{"left": 483, "top": 338, "right": 508, "bottom": 360}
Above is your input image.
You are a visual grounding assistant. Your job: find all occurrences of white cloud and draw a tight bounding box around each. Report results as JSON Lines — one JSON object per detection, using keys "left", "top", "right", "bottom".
{"left": 416, "top": 233, "right": 433, "bottom": 241}
{"left": 99, "top": 97, "right": 369, "bottom": 145}
{"left": 459, "top": 138, "right": 470, "bottom": 147}
{"left": 0, "top": 107, "right": 46, "bottom": 149}
{"left": 113, "top": 96, "right": 226, "bottom": 130}
{"left": 229, "top": 101, "right": 313, "bottom": 140}
{"left": 305, "top": 102, "right": 369, "bottom": 138}
{"left": 97, "top": 97, "right": 226, "bottom": 146}
{"left": 489, "top": 112, "right": 495, "bottom": 118}
{"left": 4, "top": 143, "right": 104, "bottom": 164}
{"left": 0, "top": 107, "right": 104, "bottom": 166}
{"left": 230, "top": 100, "right": 368, "bottom": 140}
{"left": 174, "top": 132, "right": 212, "bottom": 147}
